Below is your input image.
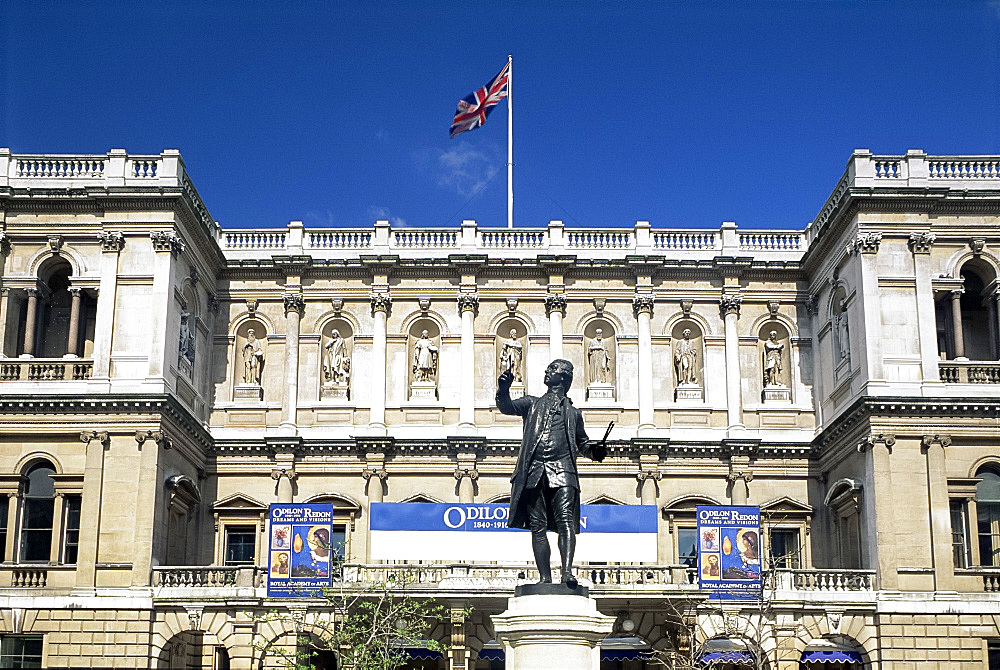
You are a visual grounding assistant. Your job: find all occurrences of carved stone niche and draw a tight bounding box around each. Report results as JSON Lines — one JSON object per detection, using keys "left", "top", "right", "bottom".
{"left": 670, "top": 320, "right": 704, "bottom": 402}
{"left": 408, "top": 319, "right": 441, "bottom": 402}
{"left": 583, "top": 319, "right": 615, "bottom": 401}
{"left": 496, "top": 318, "right": 527, "bottom": 399}
{"left": 321, "top": 319, "right": 354, "bottom": 402}
{"left": 759, "top": 323, "right": 791, "bottom": 403}
{"left": 234, "top": 319, "right": 267, "bottom": 402}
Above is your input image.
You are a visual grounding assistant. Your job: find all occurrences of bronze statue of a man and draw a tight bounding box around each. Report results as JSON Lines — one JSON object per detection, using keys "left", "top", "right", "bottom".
{"left": 497, "top": 359, "right": 607, "bottom": 586}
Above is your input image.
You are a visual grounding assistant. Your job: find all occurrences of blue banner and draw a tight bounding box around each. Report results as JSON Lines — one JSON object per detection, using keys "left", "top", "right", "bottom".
{"left": 370, "top": 503, "right": 657, "bottom": 533}
{"left": 696, "top": 506, "right": 761, "bottom": 600}
{"left": 267, "top": 503, "right": 334, "bottom": 598}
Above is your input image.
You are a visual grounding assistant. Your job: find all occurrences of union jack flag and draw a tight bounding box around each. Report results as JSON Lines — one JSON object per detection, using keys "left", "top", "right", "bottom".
{"left": 449, "top": 62, "right": 510, "bottom": 139}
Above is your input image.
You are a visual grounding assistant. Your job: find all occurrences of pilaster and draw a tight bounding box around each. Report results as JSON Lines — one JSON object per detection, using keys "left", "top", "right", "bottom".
{"left": 858, "top": 432, "right": 897, "bottom": 589}
{"left": 720, "top": 294, "right": 744, "bottom": 432}
{"left": 369, "top": 292, "right": 391, "bottom": 433}
{"left": 146, "top": 229, "right": 184, "bottom": 384}
{"left": 633, "top": 293, "right": 655, "bottom": 432}
{"left": 91, "top": 231, "right": 125, "bottom": 381}
{"left": 280, "top": 291, "right": 305, "bottom": 434}
{"left": 75, "top": 430, "right": 110, "bottom": 589}
{"left": 922, "top": 434, "right": 956, "bottom": 590}
{"left": 132, "top": 430, "right": 167, "bottom": 585}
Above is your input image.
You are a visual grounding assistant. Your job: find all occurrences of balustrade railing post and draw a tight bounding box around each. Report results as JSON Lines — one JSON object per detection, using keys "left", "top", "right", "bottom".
{"left": 158, "top": 149, "right": 182, "bottom": 185}
{"left": 904, "top": 148, "right": 927, "bottom": 186}
{"left": 548, "top": 219, "right": 564, "bottom": 249}
{"left": 105, "top": 148, "right": 127, "bottom": 186}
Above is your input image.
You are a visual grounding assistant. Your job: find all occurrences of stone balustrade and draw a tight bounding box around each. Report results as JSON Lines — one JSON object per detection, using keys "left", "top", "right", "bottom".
{"left": 152, "top": 565, "right": 263, "bottom": 588}
{"left": 779, "top": 568, "right": 876, "bottom": 591}
{"left": 939, "top": 361, "right": 1000, "bottom": 384}
{"left": 0, "top": 359, "right": 93, "bottom": 382}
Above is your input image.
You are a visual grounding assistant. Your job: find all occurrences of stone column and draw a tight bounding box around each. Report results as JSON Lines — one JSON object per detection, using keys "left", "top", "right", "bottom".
{"left": 950, "top": 289, "right": 966, "bottom": 359}
{"left": 636, "top": 472, "right": 660, "bottom": 506}
{"left": 65, "top": 287, "right": 82, "bottom": 357}
{"left": 21, "top": 288, "right": 38, "bottom": 357}
{"left": 280, "top": 292, "right": 305, "bottom": 433}
{"left": 720, "top": 295, "right": 743, "bottom": 431}
{"left": 849, "top": 232, "right": 885, "bottom": 380}
{"left": 369, "top": 293, "right": 391, "bottom": 432}
{"left": 633, "top": 294, "right": 655, "bottom": 431}
{"left": 994, "top": 290, "right": 1000, "bottom": 360}
{"left": 922, "top": 434, "right": 956, "bottom": 590}
{"left": 76, "top": 430, "right": 109, "bottom": 588}
{"left": 271, "top": 468, "right": 298, "bottom": 504}
{"left": 545, "top": 293, "right": 566, "bottom": 360}
{"left": 0, "top": 288, "right": 10, "bottom": 356}
{"left": 454, "top": 463, "right": 479, "bottom": 504}
{"left": 146, "top": 231, "right": 184, "bottom": 382}
{"left": 908, "top": 233, "right": 941, "bottom": 382}
{"left": 47, "top": 492, "right": 65, "bottom": 564}
{"left": 728, "top": 470, "right": 752, "bottom": 506}
{"left": 458, "top": 293, "right": 479, "bottom": 429}
{"left": 92, "top": 231, "right": 125, "bottom": 380}
{"left": 860, "top": 433, "right": 898, "bottom": 589}
{"left": 132, "top": 430, "right": 166, "bottom": 586}
{"left": 449, "top": 607, "right": 468, "bottom": 670}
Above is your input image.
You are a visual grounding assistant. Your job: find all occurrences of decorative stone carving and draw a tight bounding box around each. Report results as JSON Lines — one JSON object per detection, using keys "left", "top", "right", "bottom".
{"left": 412, "top": 330, "right": 439, "bottom": 383}
{"left": 767, "top": 300, "right": 780, "bottom": 317}
{"left": 178, "top": 311, "right": 195, "bottom": 367}
{"left": 971, "top": 238, "right": 986, "bottom": 256}
{"left": 680, "top": 300, "right": 692, "bottom": 317}
{"left": 322, "top": 326, "right": 352, "bottom": 401}
{"left": 97, "top": 230, "right": 126, "bottom": 252}
{"left": 857, "top": 433, "right": 895, "bottom": 453}
{"left": 921, "top": 434, "right": 952, "bottom": 449}
{"left": 804, "top": 294, "right": 819, "bottom": 316}
{"left": 632, "top": 294, "right": 654, "bottom": 317}
{"left": 186, "top": 608, "right": 203, "bottom": 631}
{"left": 761, "top": 329, "right": 790, "bottom": 402}
{"left": 418, "top": 298, "right": 431, "bottom": 312}
{"left": 674, "top": 329, "right": 699, "bottom": 386}
{"left": 207, "top": 294, "right": 219, "bottom": 315}
{"left": 832, "top": 290, "right": 851, "bottom": 367}
{"left": 586, "top": 325, "right": 615, "bottom": 400}
{"left": 593, "top": 298, "right": 606, "bottom": 316}
{"left": 719, "top": 294, "right": 742, "bottom": 317}
{"left": 505, "top": 298, "right": 519, "bottom": 314}
{"left": 330, "top": 298, "right": 344, "bottom": 313}
{"left": 846, "top": 231, "right": 882, "bottom": 255}
{"left": 150, "top": 230, "right": 186, "bottom": 255}
{"left": 79, "top": 430, "right": 109, "bottom": 445}
{"left": 499, "top": 328, "right": 524, "bottom": 383}
{"left": 243, "top": 329, "right": 264, "bottom": 384}
{"left": 47, "top": 235, "right": 64, "bottom": 252}
{"left": 370, "top": 292, "right": 392, "bottom": 316}
{"left": 187, "top": 265, "right": 199, "bottom": 286}
{"left": 907, "top": 232, "right": 936, "bottom": 254}
{"left": 544, "top": 293, "right": 567, "bottom": 317}
{"left": 246, "top": 299, "right": 258, "bottom": 315}
{"left": 457, "top": 293, "right": 479, "bottom": 315}
{"left": 282, "top": 292, "right": 305, "bottom": 316}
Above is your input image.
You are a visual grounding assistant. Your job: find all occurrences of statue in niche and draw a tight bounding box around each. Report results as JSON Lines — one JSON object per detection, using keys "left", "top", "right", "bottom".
{"left": 242, "top": 328, "right": 265, "bottom": 385}
{"left": 323, "top": 329, "right": 351, "bottom": 385}
{"left": 835, "top": 300, "right": 850, "bottom": 363}
{"left": 673, "top": 328, "right": 698, "bottom": 385}
{"left": 412, "top": 330, "right": 439, "bottom": 382}
{"left": 499, "top": 328, "right": 524, "bottom": 382}
{"left": 588, "top": 328, "right": 612, "bottom": 385}
{"left": 178, "top": 311, "right": 195, "bottom": 364}
{"left": 762, "top": 330, "right": 784, "bottom": 387}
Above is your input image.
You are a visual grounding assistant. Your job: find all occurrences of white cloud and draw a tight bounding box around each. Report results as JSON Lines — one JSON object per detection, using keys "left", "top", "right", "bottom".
{"left": 424, "top": 139, "right": 502, "bottom": 197}
{"left": 367, "top": 205, "right": 406, "bottom": 227}
{"left": 304, "top": 209, "right": 337, "bottom": 226}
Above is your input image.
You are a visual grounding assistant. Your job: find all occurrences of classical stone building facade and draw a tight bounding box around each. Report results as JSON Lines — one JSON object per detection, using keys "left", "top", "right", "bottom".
{"left": 0, "top": 147, "right": 999, "bottom": 668}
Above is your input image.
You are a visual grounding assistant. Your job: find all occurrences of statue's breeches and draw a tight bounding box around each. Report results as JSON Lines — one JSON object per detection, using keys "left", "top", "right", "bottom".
{"left": 525, "top": 482, "right": 579, "bottom": 533}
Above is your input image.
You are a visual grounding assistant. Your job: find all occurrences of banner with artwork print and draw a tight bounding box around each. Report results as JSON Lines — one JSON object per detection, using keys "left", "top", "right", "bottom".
{"left": 267, "top": 503, "right": 334, "bottom": 598}
{"left": 696, "top": 506, "right": 761, "bottom": 600}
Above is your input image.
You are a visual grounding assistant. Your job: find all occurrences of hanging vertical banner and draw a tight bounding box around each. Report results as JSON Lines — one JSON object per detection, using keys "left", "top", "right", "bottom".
{"left": 697, "top": 506, "right": 761, "bottom": 600}
{"left": 267, "top": 503, "right": 334, "bottom": 598}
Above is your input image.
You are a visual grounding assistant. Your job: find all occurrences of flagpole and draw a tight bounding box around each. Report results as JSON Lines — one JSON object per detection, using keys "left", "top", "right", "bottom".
{"left": 507, "top": 54, "right": 513, "bottom": 229}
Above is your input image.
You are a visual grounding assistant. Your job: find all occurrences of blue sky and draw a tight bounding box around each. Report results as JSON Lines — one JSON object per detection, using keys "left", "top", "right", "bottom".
{"left": 2, "top": 1, "right": 999, "bottom": 231}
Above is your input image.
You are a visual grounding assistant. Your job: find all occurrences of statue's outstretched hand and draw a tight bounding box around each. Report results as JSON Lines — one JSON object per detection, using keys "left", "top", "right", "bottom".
{"left": 497, "top": 369, "right": 514, "bottom": 390}
{"left": 591, "top": 443, "right": 608, "bottom": 462}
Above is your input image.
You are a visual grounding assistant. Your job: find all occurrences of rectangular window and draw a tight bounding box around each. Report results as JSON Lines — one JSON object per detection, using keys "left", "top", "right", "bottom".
{"left": 19, "top": 498, "right": 53, "bottom": 563}
{"left": 950, "top": 500, "right": 971, "bottom": 569}
{"left": 979, "top": 502, "right": 1000, "bottom": 566}
{"left": 332, "top": 526, "right": 346, "bottom": 563}
{"left": 0, "top": 635, "right": 43, "bottom": 668}
{"left": 769, "top": 528, "right": 802, "bottom": 569}
{"left": 677, "top": 527, "right": 698, "bottom": 568}
{"left": 989, "top": 639, "right": 1000, "bottom": 670}
{"left": 0, "top": 496, "right": 8, "bottom": 562}
{"left": 224, "top": 525, "right": 257, "bottom": 566}
{"left": 62, "top": 496, "right": 81, "bottom": 564}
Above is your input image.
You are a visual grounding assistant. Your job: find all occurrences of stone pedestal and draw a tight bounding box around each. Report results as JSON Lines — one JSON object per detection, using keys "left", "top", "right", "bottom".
{"left": 321, "top": 381, "right": 350, "bottom": 401}
{"left": 234, "top": 384, "right": 263, "bottom": 402}
{"left": 492, "top": 584, "right": 614, "bottom": 670}
{"left": 586, "top": 382, "right": 614, "bottom": 401}
{"left": 509, "top": 381, "right": 525, "bottom": 400}
{"left": 762, "top": 385, "right": 790, "bottom": 402}
{"left": 675, "top": 383, "right": 704, "bottom": 401}
{"left": 409, "top": 380, "right": 437, "bottom": 401}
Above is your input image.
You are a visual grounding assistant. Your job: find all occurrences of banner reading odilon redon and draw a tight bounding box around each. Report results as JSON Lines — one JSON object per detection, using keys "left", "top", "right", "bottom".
{"left": 696, "top": 505, "right": 761, "bottom": 600}
{"left": 267, "top": 503, "right": 334, "bottom": 597}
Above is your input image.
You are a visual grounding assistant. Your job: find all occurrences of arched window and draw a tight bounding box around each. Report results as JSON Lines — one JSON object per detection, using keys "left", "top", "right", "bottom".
{"left": 977, "top": 469, "right": 1000, "bottom": 566}
{"left": 13, "top": 258, "right": 95, "bottom": 359}
{"left": 936, "top": 263, "right": 999, "bottom": 361}
{"left": 19, "top": 462, "right": 55, "bottom": 562}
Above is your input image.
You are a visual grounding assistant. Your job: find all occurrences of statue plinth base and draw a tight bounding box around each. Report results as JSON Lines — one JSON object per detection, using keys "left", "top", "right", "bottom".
{"left": 321, "top": 381, "right": 350, "bottom": 401}
{"left": 409, "top": 380, "right": 437, "bottom": 401}
{"left": 508, "top": 381, "right": 525, "bottom": 400}
{"left": 492, "top": 587, "right": 614, "bottom": 670}
{"left": 234, "top": 384, "right": 263, "bottom": 402}
{"left": 675, "top": 383, "right": 704, "bottom": 401}
{"left": 586, "top": 382, "right": 614, "bottom": 401}
{"left": 762, "top": 385, "right": 790, "bottom": 403}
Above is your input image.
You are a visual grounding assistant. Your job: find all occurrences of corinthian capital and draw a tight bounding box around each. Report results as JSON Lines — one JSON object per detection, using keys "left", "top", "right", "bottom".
{"left": 907, "top": 232, "right": 935, "bottom": 254}
{"left": 457, "top": 293, "right": 480, "bottom": 315}
{"left": 544, "top": 293, "right": 567, "bottom": 317}
{"left": 150, "top": 230, "right": 186, "bottom": 255}
{"left": 282, "top": 291, "right": 305, "bottom": 316}
{"left": 370, "top": 292, "right": 392, "bottom": 317}
{"left": 98, "top": 230, "right": 126, "bottom": 253}
{"left": 632, "top": 294, "right": 654, "bottom": 318}
{"left": 846, "top": 231, "right": 882, "bottom": 255}
{"left": 719, "top": 294, "right": 742, "bottom": 318}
